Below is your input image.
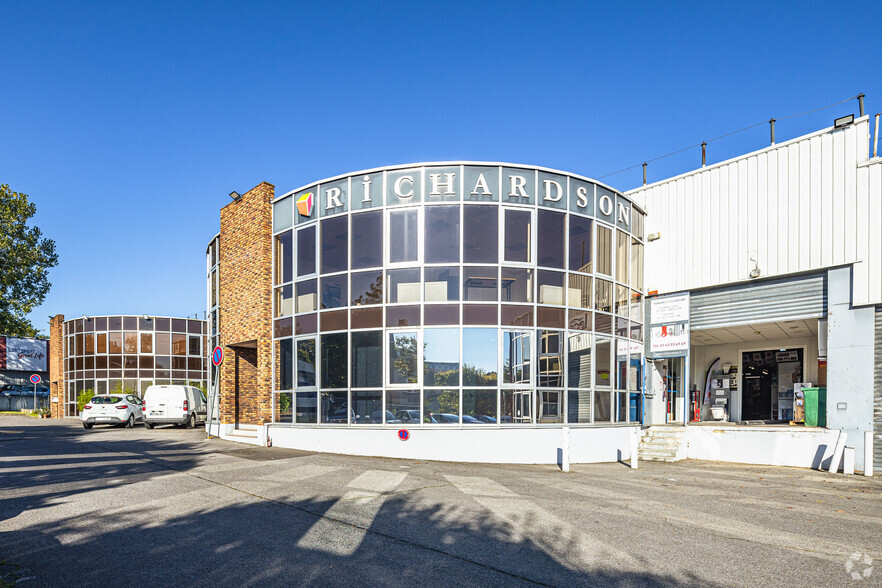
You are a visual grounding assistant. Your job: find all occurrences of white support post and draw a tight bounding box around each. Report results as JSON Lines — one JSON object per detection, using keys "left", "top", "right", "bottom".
{"left": 631, "top": 429, "right": 639, "bottom": 469}
{"left": 864, "top": 431, "right": 874, "bottom": 477}
{"left": 561, "top": 426, "right": 570, "bottom": 472}
{"left": 828, "top": 431, "right": 847, "bottom": 473}
{"left": 843, "top": 447, "right": 855, "bottom": 475}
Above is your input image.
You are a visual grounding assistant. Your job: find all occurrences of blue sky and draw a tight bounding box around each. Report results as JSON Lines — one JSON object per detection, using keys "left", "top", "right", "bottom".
{"left": 3, "top": 1, "right": 879, "bottom": 334}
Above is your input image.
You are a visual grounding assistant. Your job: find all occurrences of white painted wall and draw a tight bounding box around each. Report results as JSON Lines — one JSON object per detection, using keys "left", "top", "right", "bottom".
{"left": 628, "top": 118, "right": 882, "bottom": 307}
{"left": 265, "top": 425, "right": 639, "bottom": 465}
{"left": 686, "top": 426, "right": 842, "bottom": 470}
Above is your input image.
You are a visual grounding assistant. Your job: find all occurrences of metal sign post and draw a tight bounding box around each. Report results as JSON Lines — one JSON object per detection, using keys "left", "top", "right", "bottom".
{"left": 30, "top": 374, "right": 41, "bottom": 412}
{"left": 207, "top": 346, "right": 224, "bottom": 438}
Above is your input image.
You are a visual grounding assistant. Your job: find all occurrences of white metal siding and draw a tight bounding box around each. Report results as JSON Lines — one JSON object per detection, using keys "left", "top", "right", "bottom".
{"left": 629, "top": 118, "right": 882, "bottom": 307}
{"left": 691, "top": 274, "right": 826, "bottom": 330}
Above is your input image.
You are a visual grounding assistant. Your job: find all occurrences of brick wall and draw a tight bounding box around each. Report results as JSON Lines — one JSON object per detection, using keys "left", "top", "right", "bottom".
{"left": 49, "top": 314, "right": 64, "bottom": 418}
{"left": 218, "top": 182, "right": 274, "bottom": 425}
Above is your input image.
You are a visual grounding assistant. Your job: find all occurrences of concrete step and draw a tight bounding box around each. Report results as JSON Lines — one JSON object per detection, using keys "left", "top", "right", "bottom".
{"left": 640, "top": 455, "right": 680, "bottom": 462}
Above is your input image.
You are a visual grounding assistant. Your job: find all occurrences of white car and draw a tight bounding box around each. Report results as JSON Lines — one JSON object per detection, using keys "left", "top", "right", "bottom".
{"left": 82, "top": 394, "right": 144, "bottom": 429}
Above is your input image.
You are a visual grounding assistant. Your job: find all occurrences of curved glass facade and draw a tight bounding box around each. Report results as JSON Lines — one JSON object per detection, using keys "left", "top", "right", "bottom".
{"left": 271, "top": 163, "right": 644, "bottom": 427}
{"left": 62, "top": 315, "right": 208, "bottom": 416}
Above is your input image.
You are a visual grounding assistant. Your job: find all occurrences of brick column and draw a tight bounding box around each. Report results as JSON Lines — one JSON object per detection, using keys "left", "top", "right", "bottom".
{"left": 218, "top": 182, "right": 274, "bottom": 426}
{"left": 49, "top": 314, "right": 65, "bottom": 418}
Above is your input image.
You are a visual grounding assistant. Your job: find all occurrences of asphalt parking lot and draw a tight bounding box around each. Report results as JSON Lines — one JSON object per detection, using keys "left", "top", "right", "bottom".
{"left": 1, "top": 416, "right": 880, "bottom": 587}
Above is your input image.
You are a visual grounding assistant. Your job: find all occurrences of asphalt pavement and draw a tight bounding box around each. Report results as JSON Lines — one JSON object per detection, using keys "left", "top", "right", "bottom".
{"left": 1, "top": 416, "right": 880, "bottom": 587}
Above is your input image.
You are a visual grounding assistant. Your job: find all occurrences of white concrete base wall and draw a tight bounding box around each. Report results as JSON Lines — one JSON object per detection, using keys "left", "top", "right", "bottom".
{"left": 265, "top": 425, "right": 640, "bottom": 465}
{"left": 686, "top": 426, "right": 842, "bottom": 469}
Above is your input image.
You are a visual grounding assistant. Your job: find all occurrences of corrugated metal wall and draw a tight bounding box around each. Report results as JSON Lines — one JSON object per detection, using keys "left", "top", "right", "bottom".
{"left": 628, "top": 118, "right": 882, "bottom": 307}
{"left": 691, "top": 273, "right": 826, "bottom": 329}
{"left": 874, "top": 306, "right": 881, "bottom": 473}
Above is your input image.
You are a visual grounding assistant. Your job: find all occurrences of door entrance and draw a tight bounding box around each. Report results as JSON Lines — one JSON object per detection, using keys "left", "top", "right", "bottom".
{"left": 741, "top": 349, "right": 804, "bottom": 421}
{"left": 653, "top": 358, "right": 684, "bottom": 424}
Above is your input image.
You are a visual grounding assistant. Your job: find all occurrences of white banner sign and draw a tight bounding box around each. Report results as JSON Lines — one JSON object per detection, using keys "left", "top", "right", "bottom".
{"left": 649, "top": 324, "right": 690, "bottom": 355}
{"left": 4, "top": 337, "right": 48, "bottom": 372}
{"left": 649, "top": 294, "right": 689, "bottom": 325}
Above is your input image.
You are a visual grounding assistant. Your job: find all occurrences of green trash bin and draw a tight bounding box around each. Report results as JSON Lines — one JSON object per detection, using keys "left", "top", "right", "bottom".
{"left": 803, "top": 387, "right": 826, "bottom": 427}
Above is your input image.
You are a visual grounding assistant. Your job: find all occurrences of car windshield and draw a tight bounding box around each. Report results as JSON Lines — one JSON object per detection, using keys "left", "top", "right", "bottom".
{"left": 91, "top": 396, "right": 122, "bottom": 404}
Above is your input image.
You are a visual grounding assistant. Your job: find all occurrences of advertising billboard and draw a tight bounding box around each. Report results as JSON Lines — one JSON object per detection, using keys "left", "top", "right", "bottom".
{"left": 0, "top": 336, "right": 49, "bottom": 372}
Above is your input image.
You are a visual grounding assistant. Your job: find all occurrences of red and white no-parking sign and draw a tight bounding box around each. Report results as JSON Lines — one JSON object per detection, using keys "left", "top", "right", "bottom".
{"left": 30, "top": 374, "right": 41, "bottom": 385}
{"left": 211, "top": 346, "right": 224, "bottom": 367}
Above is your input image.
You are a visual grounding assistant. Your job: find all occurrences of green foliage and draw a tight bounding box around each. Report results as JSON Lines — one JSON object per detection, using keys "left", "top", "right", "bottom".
{"left": 462, "top": 364, "right": 497, "bottom": 386}
{"left": 279, "top": 393, "right": 292, "bottom": 412}
{"left": 435, "top": 390, "right": 459, "bottom": 414}
{"left": 76, "top": 389, "right": 95, "bottom": 412}
{"left": 390, "top": 334, "right": 418, "bottom": 383}
{"left": 0, "top": 184, "right": 59, "bottom": 337}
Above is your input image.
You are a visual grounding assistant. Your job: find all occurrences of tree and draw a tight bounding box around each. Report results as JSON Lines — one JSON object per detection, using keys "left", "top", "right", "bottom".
{"left": 0, "top": 185, "right": 58, "bottom": 336}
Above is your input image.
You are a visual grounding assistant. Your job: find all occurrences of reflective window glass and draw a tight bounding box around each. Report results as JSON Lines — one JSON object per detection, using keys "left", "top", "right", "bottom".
{"left": 503, "top": 331, "right": 531, "bottom": 384}
{"left": 108, "top": 333, "right": 123, "bottom": 354}
{"left": 567, "top": 333, "right": 592, "bottom": 388}
{"left": 537, "top": 210, "right": 565, "bottom": 268}
{"left": 297, "top": 226, "right": 316, "bottom": 276}
{"left": 96, "top": 333, "right": 107, "bottom": 354}
{"left": 351, "top": 270, "right": 383, "bottom": 306}
{"left": 630, "top": 291, "right": 643, "bottom": 323}
{"left": 569, "top": 216, "right": 592, "bottom": 272}
{"left": 389, "top": 209, "right": 418, "bottom": 263}
{"left": 462, "top": 328, "right": 497, "bottom": 386}
{"left": 501, "top": 389, "right": 531, "bottom": 423}
{"left": 124, "top": 333, "right": 137, "bottom": 354}
{"left": 595, "top": 279, "right": 613, "bottom": 313}
{"left": 320, "top": 391, "right": 348, "bottom": 424}
{"left": 504, "top": 209, "right": 531, "bottom": 263}
{"left": 388, "top": 332, "right": 418, "bottom": 384}
{"left": 537, "top": 270, "right": 565, "bottom": 305}
{"left": 321, "top": 275, "right": 347, "bottom": 309}
{"left": 567, "top": 390, "right": 592, "bottom": 423}
{"left": 568, "top": 274, "right": 591, "bottom": 308}
{"left": 295, "top": 280, "right": 317, "bottom": 313}
{"left": 424, "top": 328, "right": 459, "bottom": 386}
{"left": 321, "top": 217, "right": 348, "bottom": 274}
{"left": 596, "top": 225, "right": 612, "bottom": 276}
{"left": 424, "top": 390, "right": 459, "bottom": 423}
{"left": 462, "top": 304, "right": 497, "bottom": 325}
{"left": 276, "top": 339, "right": 293, "bottom": 391}
{"left": 594, "top": 390, "right": 612, "bottom": 422}
{"left": 275, "top": 285, "right": 293, "bottom": 317}
{"left": 424, "top": 266, "right": 459, "bottom": 302}
{"left": 501, "top": 268, "right": 533, "bottom": 303}
{"left": 463, "top": 389, "right": 497, "bottom": 423}
{"left": 296, "top": 391, "right": 317, "bottom": 423}
{"left": 296, "top": 339, "right": 315, "bottom": 387}
{"left": 537, "top": 331, "right": 563, "bottom": 387}
{"left": 537, "top": 390, "right": 562, "bottom": 423}
{"left": 274, "top": 230, "right": 292, "bottom": 285}
{"left": 140, "top": 333, "right": 153, "bottom": 354}
{"left": 595, "top": 338, "right": 612, "bottom": 388}
{"left": 387, "top": 268, "right": 421, "bottom": 303}
{"left": 188, "top": 336, "right": 200, "bottom": 356}
{"left": 424, "top": 305, "right": 459, "bottom": 325}
{"left": 276, "top": 392, "right": 292, "bottom": 422}
{"left": 463, "top": 205, "right": 498, "bottom": 263}
{"left": 463, "top": 266, "right": 497, "bottom": 301}
{"left": 352, "top": 390, "right": 382, "bottom": 424}
{"left": 320, "top": 333, "right": 347, "bottom": 388}
{"left": 84, "top": 333, "right": 94, "bottom": 354}
{"left": 616, "top": 230, "right": 629, "bottom": 283}
{"left": 352, "top": 331, "right": 382, "bottom": 388}
{"left": 424, "top": 205, "right": 460, "bottom": 263}
{"left": 155, "top": 333, "right": 170, "bottom": 355}
{"left": 616, "top": 285, "right": 629, "bottom": 317}
{"left": 351, "top": 210, "right": 383, "bottom": 269}
{"left": 387, "top": 390, "right": 420, "bottom": 424}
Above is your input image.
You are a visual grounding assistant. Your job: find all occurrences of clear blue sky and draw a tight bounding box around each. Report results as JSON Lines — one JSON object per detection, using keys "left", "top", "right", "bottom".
{"left": 3, "top": 1, "right": 879, "bottom": 334}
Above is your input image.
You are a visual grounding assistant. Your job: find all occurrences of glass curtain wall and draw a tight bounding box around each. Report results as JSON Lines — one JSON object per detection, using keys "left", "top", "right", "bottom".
{"left": 270, "top": 167, "right": 645, "bottom": 427}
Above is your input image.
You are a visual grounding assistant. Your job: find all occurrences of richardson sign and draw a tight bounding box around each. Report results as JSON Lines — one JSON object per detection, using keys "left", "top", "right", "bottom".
{"left": 281, "top": 163, "right": 640, "bottom": 234}
{"left": 0, "top": 336, "right": 49, "bottom": 372}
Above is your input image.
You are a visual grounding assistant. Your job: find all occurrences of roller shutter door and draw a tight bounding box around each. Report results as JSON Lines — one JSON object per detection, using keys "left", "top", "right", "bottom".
{"left": 691, "top": 273, "right": 827, "bottom": 330}
{"left": 874, "top": 306, "right": 881, "bottom": 474}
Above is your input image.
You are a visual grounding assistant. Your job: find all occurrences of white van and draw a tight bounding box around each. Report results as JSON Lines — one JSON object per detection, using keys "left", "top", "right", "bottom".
{"left": 142, "top": 385, "right": 207, "bottom": 429}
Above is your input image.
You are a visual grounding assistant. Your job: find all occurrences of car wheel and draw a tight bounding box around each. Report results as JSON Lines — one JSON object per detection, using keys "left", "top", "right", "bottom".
{"left": 126, "top": 414, "right": 135, "bottom": 428}
{"left": 83, "top": 422, "right": 92, "bottom": 430}
{"left": 186, "top": 413, "right": 196, "bottom": 429}
{"left": 145, "top": 422, "right": 154, "bottom": 429}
